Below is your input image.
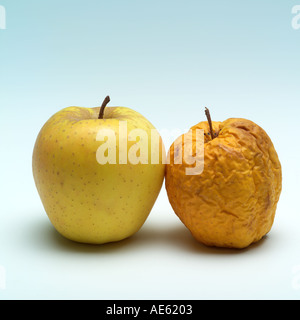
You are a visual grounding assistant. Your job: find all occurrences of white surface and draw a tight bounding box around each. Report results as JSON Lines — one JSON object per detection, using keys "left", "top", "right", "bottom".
{"left": 0, "top": 172, "right": 299, "bottom": 299}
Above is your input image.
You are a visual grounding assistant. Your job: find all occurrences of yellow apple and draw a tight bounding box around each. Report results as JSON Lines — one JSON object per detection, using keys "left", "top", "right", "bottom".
{"left": 32, "top": 96, "right": 165, "bottom": 244}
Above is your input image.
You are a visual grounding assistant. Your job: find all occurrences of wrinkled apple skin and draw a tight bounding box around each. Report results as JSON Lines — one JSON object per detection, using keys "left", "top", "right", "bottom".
{"left": 166, "top": 118, "right": 282, "bottom": 249}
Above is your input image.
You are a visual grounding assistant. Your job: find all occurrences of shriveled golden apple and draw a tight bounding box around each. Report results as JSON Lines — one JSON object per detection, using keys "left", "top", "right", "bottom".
{"left": 165, "top": 108, "right": 282, "bottom": 249}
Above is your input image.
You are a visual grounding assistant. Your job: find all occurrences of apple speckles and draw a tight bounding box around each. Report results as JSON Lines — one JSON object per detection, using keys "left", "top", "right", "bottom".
{"left": 32, "top": 105, "right": 165, "bottom": 244}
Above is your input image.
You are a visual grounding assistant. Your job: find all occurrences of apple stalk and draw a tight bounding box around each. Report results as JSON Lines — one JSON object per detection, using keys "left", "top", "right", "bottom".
{"left": 205, "top": 107, "right": 215, "bottom": 140}
{"left": 98, "top": 96, "right": 111, "bottom": 119}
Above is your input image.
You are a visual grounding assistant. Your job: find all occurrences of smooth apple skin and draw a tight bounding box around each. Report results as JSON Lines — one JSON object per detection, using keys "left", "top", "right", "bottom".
{"left": 32, "top": 106, "right": 165, "bottom": 244}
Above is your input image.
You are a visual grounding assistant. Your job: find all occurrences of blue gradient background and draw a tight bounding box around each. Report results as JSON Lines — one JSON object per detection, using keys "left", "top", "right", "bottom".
{"left": 1, "top": 0, "right": 300, "bottom": 299}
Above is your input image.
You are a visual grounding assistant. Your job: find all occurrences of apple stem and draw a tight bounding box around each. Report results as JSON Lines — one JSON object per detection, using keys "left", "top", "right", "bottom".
{"left": 205, "top": 107, "right": 215, "bottom": 140}
{"left": 98, "top": 96, "right": 111, "bottom": 119}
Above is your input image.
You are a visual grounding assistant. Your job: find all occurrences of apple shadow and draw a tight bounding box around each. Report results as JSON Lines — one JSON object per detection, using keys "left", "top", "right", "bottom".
{"left": 26, "top": 212, "right": 269, "bottom": 255}
{"left": 135, "top": 220, "right": 269, "bottom": 255}
{"left": 25, "top": 214, "right": 148, "bottom": 254}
